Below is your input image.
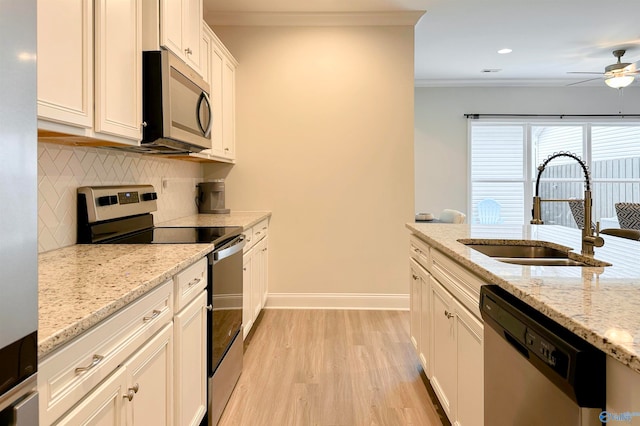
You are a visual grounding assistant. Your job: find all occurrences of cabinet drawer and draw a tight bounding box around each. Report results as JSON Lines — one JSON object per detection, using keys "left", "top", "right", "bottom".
{"left": 39, "top": 280, "right": 173, "bottom": 425}
{"left": 410, "top": 235, "right": 431, "bottom": 271}
{"left": 174, "top": 257, "right": 208, "bottom": 312}
{"left": 243, "top": 227, "right": 254, "bottom": 252}
{"left": 252, "top": 219, "right": 269, "bottom": 242}
{"left": 431, "top": 249, "right": 483, "bottom": 320}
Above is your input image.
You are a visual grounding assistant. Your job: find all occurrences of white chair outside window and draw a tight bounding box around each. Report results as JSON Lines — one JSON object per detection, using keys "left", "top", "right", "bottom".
{"left": 477, "top": 199, "right": 502, "bottom": 224}
{"left": 439, "top": 209, "right": 466, "bottom": 224}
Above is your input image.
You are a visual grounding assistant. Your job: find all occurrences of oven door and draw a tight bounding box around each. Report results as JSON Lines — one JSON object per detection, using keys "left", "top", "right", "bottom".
{"left": 209, "top": 235, "right": 246, "bottom": 373}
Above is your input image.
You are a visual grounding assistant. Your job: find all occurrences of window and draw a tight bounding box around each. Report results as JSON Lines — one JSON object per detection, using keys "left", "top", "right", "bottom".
{"left": 469, "top": 120, "right": 640, "bottom": 227}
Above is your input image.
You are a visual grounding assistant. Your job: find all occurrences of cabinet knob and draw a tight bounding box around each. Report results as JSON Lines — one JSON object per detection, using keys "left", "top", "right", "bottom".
{"left": 141, "top": 121, "right": 148, "bottom": 128}
{"left": 185, "top": 47, "right": 193, "bottom": 55}
{"left": 444, "top": 310, "right": 454, "bottom": 319}
{"left": 131, "top": 383, "right": 139, "bottom": 393}
{"left": 412, "top": 274, "right": 419, "bottom": 280}
{"left": 123, "top": 390, "right": 135, "bottom": 402}
{"left": 206, "top": 304, "right": 213, "bottom": 311}
{"left": 224, "top": 148, "right": 229, "bottom": 151}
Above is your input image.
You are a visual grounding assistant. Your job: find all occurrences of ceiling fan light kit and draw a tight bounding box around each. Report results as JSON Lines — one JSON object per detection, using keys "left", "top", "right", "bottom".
{"left": 605, "top": 74, "right": 635, "bottom": 89}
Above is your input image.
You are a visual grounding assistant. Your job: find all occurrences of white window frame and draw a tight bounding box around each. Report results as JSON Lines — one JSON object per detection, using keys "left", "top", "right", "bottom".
{"left": 468, "top": 118, "right": 640, "bottom": 225}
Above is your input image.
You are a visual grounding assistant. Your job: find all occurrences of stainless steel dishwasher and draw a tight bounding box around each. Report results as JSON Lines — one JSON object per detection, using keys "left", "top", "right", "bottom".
{"left": 480, "top": 285, "right": 605, "bottom": 426}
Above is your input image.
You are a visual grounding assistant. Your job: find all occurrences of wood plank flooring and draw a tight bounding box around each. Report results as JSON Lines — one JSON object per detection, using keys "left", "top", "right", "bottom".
{"left": 218, "top": 310, "right": 444, "bottom": 426}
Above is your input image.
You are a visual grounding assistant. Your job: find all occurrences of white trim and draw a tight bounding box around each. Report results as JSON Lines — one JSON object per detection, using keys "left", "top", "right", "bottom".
{"left": 264, "top": 293, "right": 409, "bottom": 310}
{"left": 204, "top": 11, "right": 425, "bottom": 27}
{"left": 414, "top": 78, "right": 605, "bottom": 88}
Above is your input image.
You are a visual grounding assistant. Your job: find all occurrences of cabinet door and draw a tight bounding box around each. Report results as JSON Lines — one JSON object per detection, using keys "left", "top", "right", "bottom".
{"left": 242, "top": 251, "right": 254, "bottom": 339}
{"left": 174, "top": 290, "right": 207, "bottom": 426}
{"left": 209, "top": 40, "right": 225, "bottom": 155}
{"left": 419, "top": 269, "right": 431, "bottom": 378}
{"left": 221, "top": 59, "right": 236, "bottom": 159}
{"left": 251, "top": 240, "right": 263, "bottom": 319}
{"left": 261, "top": 236, "right": 269, "bottom": 307}
{"left": 454, "top": 298, "right": 484, "bottom": 426}
{"left": 160, "top": 0, "right": 183, "bottom": 58}
{"left": 123, "top": 324, "right": 173, "bottom": 426}
{"left": 409, "top": 259, "right": 421, "bottom": 352}
{"left": 183, "top": 0, "right": 202, "bottom": 71}
{"left": 37, "top": 0, "right": 93, "bottom": 128}
{"left": 94, "top": 0, "right": 142, "bottom": 141}
{"left": 429, "top": 278, "right": 456, "bottom": 421}
{"left": 55, "top": 366, "right": 127, "bottom": 426}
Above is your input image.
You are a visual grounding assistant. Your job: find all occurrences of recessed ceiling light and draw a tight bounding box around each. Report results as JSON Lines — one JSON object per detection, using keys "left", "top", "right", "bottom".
{"left": 498, "top": 48, "right": 512, "bottom": 54}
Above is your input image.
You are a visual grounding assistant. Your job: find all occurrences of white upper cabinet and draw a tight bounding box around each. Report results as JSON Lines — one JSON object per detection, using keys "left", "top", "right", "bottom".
{"left": 37, "top": 0, "right": 142, "bottom": 145}
{"left": 192, "top": 22, "right": 237, "bottom": 163}
{"left": 94, "top": 0, "right": 143, "bottom": 140}
{"left": 144, "top": 0, "right": 203, "bottom": 75}
{"left": 37, "top": 0, "right": 93, "bottom": 129}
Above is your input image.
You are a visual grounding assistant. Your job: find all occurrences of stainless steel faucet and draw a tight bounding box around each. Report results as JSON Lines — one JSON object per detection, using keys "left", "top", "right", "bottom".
{"left": 530, "top": 152, "right": 604, "bottom": 257}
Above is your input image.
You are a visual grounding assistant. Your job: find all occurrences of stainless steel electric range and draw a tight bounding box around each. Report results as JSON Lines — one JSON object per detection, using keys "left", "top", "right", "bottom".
{"left": 77, "top": 185, "right": 244, "bottom": 426}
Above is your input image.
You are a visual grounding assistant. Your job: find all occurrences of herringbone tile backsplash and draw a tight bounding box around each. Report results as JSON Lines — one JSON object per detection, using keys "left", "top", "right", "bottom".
{"left": 38, "top": 143, "right": 202, "bottom": 252}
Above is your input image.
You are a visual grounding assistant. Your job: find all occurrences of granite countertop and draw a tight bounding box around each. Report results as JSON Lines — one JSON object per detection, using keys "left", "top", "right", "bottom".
{"left": 406, "top": 223, "right": 640, "bottom": 374}
{"left": 38, "top": 211, "right": 271, "bottom": 359}
{"left": 158, "top": 211, "right": 271, "bottom": 229}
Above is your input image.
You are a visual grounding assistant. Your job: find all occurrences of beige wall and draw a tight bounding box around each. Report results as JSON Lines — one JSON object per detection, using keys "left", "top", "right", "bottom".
{"left": 204, "top": 25, "right": 415, "bottom": 299}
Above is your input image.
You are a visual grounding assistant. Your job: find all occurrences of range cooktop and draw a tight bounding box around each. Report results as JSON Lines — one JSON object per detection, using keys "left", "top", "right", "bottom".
{"left": 101, "top": 226, "right": 243, "bottom": 244}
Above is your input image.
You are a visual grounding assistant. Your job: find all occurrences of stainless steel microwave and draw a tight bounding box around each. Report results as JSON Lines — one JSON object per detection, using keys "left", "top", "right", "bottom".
{"left": 141, "top": 49, "right": 212, "bottom": 154}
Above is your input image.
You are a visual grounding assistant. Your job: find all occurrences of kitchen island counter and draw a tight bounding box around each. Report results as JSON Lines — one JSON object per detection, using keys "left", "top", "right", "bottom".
{"left": 407, "top": 223, "right": 640, "bottom": 373}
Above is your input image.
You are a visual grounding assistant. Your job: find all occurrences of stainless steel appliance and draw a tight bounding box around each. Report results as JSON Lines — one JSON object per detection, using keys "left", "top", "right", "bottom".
{"left": 480, "top": 285, "right": 605, "bottom": 426}
{"left": 0, "top": 1, "right": 39, "bottom": 424}
{"left": 77, "top": 185, "right": 245, "bottom": 425}
{"left": 197, "top": 181, "right": 230, "bottom": 214}
{"left": 138, "top": 49, "right": 212, "bottom": 154}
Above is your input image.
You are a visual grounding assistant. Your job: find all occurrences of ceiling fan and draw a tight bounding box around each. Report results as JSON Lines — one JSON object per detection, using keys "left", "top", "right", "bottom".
{"left": 567, "top": 49, "right": 639, "bottom": 88}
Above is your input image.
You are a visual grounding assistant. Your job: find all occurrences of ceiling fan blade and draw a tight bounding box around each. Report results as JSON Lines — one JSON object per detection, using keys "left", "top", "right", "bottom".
{"left": 566, "top": 77, "right": 602, "bottom": 87}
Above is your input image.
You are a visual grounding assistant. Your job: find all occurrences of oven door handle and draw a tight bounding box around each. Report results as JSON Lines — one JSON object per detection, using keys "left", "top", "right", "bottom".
{"left": 213, "top": 235, "right": 246, "bottom": 262}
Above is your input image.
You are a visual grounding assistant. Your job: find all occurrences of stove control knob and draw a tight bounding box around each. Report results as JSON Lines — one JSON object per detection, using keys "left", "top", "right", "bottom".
{"left": 97, "top": 195, "right": 118, "bottom": 206}
{"left": 142, "top": 192, "right": 158, "bottom": 201}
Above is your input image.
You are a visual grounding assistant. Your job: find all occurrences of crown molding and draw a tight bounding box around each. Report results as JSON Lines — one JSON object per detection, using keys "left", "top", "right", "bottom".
{"left": 204, "top": 11, "right": 425, "bottom": 27}
{"left": 413, "top": 78, "right": 609, "bottom": 88}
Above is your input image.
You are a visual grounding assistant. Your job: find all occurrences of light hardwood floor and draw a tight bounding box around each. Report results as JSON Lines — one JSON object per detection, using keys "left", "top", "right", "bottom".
{"left": 218, "top": 309, "right": 444, "bottom": 426}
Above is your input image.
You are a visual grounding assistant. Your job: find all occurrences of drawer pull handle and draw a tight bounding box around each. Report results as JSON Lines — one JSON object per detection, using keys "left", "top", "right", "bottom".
{"left": 143, "top": 309, "right": 161, "bottom": 322}
{"left": 75, "top": 354, "right": 104, "bottom": 375}
{"left": 262, "top": 227, "right": 267, "bottom": 230}
{"left": 187, "top": 277, "right": 202, "bottom": 288}
{"left": 444, "top": 310, "right": 454, "bottom": 319}
{"left": 255, "top": 231, "right": 261, "bottom": 236}
{"left": 414, "top": 248, "right": 421, "bottom": 253}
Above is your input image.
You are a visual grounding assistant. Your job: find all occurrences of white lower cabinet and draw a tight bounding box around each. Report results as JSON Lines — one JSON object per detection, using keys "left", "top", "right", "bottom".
{"left": 56, "top": 323, "right": 173, "bottom": 425}
{"left": 242, "top": 219, "right": 269, "bottom": 339}
{"left": 173, "top": 290, "right": 207, "bottom": 426}
{"left": 40, "top": 256, "right": 209, "bottom": 426}
{"left": 410, "top": 258, "right": 431, "bottom": 376}
{"left": 123, "top": 323, "right": 173, "bottom": 425}
{"left": 430, "top": 278, "right": 457, "bottom": 419}
{"left": 409, "top": 235, "right": 483, "bottom": 426}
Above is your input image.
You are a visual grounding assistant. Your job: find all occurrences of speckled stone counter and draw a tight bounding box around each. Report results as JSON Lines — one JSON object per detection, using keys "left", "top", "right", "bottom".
{"left": 38, "top": 243, "right": 214, "bottom": 358}
{"left": 406, "top": 223, "right": 640, "bottom": 374}
{"left": 158, "top": 211, "right": 271, "bottom": 229}
{"left": 38, "top": 211, "right": 271, "bottom": 359}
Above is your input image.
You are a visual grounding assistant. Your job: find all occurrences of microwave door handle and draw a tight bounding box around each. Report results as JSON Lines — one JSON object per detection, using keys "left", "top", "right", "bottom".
{"left": 197, "top": 92, "right": 212, "bottom": 138}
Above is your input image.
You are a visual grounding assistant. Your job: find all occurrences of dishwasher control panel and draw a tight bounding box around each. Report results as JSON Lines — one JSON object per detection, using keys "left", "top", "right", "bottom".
{"left": 525, "top": 328, "right": 568, "bottom": 377}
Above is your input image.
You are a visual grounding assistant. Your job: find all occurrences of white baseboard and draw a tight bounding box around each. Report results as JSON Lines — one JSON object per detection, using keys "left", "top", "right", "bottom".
{"left": 264, "top": 293, "right": 409, "bottom": 310}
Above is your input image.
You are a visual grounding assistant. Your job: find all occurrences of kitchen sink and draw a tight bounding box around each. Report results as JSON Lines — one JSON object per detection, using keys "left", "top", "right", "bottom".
{"left": 461, "top": 240, "right": 611, "bottom": 267}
